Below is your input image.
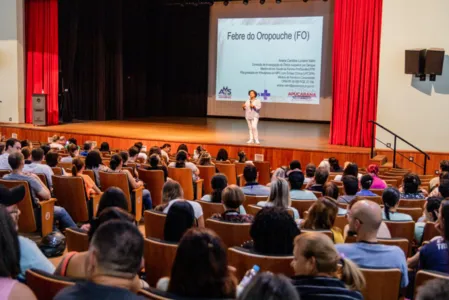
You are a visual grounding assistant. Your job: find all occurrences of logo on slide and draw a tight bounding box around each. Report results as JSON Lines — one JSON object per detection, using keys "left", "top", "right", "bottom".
{"left": 260, "top": 89, "right": 271, "bottom": 100}
{"left": 218, "top": 87, "right": 232, "bottom": 99}
{"left": 288, "top": 92, "right": 317, "bottom": 100}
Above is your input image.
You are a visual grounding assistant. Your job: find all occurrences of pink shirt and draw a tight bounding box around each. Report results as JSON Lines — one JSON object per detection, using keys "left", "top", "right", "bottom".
{"left": 370, "top": 174, "right": 387, "bottom": 189}
{"left": 0, "top": 278, "right": 17, "bottom": 300}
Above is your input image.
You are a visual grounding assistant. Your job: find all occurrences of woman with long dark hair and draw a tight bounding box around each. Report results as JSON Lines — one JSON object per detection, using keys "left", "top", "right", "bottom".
{"left": 201, "top": 173, "right": 228, "bottom": 203}
{"left": 334, "top": 162, "right": 361, "bottom": 181}
{"left": 164, "top": 201, "right": 196, "bottom": 243}
{"left": 382, "top": 187, "right": 413, "bottom": 221}
{"left": 85, "top": 150, "right": 111, "bottom": 186}
{"left": 168, "top": 150, "right": 200, "bottom": 181}
{"left": 216, "top": 148, "right": 230, "bottom": 163}
{"left": 71, "top": 158, "right": 101, "bottom": 196}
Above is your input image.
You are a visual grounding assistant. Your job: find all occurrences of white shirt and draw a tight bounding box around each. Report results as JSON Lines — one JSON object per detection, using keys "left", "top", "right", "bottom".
{"left": 163, "top": 199, "right": 203, "bottom": 219}
{"left": 49, "top": 142, "right": 64, "bottom": 150}
{"left": 161, "top": 150, "right": 170, "bottom": 163}
{"left": 138, "top": 152, "right": 148, "bottom": 162}
{"left": 244, "top": 98, "right": 262, "bottom": 120}
{"left": 23, "top": 162, "right": 54, "bottom": 188}
{"left": 59, "top": 156, "right": 74, "bottom": 163}
{"left": 0, "top": 153, "right": 11, "bottom": 170}
{"left": 168, "top": 162, "right": 199, "bottom": 180}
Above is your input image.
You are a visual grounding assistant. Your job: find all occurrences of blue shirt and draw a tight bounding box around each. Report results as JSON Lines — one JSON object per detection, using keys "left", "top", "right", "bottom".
{"left": 419, "top": 237, "right": 449, "bottom": 273}
{"left": 356, "top": 189, "right": 377, "bottom": 197}
{"left": 290, "top": 190, "right": 317, "bottom": 200}
{"left": 18, "top": 236, "right": 55, "bottom": 281}
{"left": 241, "top": 183, "right": 270, "bottom": 196}
{"left": 336, "top": 242, "right": 409, "bottom": 288}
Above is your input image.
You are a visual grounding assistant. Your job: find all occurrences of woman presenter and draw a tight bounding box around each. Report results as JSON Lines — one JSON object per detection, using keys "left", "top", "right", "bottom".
{"left": 242, "top": 90, "right": 262, "bottom": 144}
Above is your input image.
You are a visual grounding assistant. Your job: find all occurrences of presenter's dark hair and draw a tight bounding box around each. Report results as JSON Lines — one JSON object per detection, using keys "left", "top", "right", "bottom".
{"left": 248, "top": 90, "right": 258, "bottom": 97}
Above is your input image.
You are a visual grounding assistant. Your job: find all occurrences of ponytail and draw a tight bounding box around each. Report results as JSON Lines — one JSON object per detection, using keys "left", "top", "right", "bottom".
{"left": 72, "top": 158, "right": 84, "bottom": 177}
{"left": 384, "top": 205, "right": 390, "bottom": 220}
{"left": 110, "top": 154, "right": 122, "bottom": 171}
{"left": 340, "top": 257, "right": 366, "bottom": 291}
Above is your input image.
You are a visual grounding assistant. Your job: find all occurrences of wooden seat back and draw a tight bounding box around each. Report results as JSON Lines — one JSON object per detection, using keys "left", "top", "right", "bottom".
{"left": 360, "top": 268, "right": 401, "bottom": 300}
{"left": 354, "top": 195, "right": 383, "bottom": 205}
{"left": 52, "top": 175, "right": 89, "bottom": 223}
{"left": 312, "top": 191, "right": 323, "bottom": 198}
{"left": 57, "top": 162, "right": 72, "bottom": 170}
{"left": 399, "top": 199, "right": 426, "bottom": 209}
{"left": 384, "top": 221, "right": 415, "bottom": 245}
{"left": 196, "top": 165, "right": 216, "bottom": 195}
{"left": 51, "top": 167, "right": 63, "bottom": 176}
{"left": 197, "top": 200, "right": 224, "bottom": 220}
{"left": 235, "top": 162, "right": 246, "bottom": 177}
{"left": 168, "top": 167, "right": 195, "bottom": 200}
{"left": 290, "top": 200, "right": 316, "bottom": 218}
{"left": 35, "top": 173, "right": 49, "bottom": 189}
{"left": 26, "top": 269, "right": 75, "bottom": 300}
{"left": 0, "top": 169, "right": 11, "bottom": 178}
{"left": 369, "top": 189, "right": 385, "bottom": 196}
{"left": 228, "top": 247, "right": 294, "bottom": 280}
{"left": 300, "top": 229, "right": 334, "bottom": 240}
{"left": 334, "top": 214, "right": 348, "bottom": 231}
{"left": 139, "top": 168, "right": 164, "bottom": 207}
{"left": 247, "top": 204, "right": 294, "bottom": 218}
{"left": 144, "top": 210, "right": 166, "bottom": 240}
{"left": 396, "top": 207, "right": 422, "bottom": 222}
{"left": 138, "top": 288, "right": 173, "bottom": 300}
{"left": 243, "top": 195, "right": 268, "bottom": 211}
{"left": 254, "top": 161, "right": 271, "bottom": 186}
{"left": 378, "top": 238, "right": 409, "bottom": 258}
{"left": 205, "top": 219, "right": 251, "bottom": 248}
{"left": 144, "top": 238, "right": 178, "bottom": 287}
{"left": 414, "top": 270, "right": 449, "bottom": 297}
{"left": 215, "top": 163, "right": 237, "bottom": 185}
{"left": 82, "top": 169, "right": 95, "bottom": 183}
{"left": 66, "top": 228, "right": 89, "bottom": 252}
{"left": 421, "top": 222, "right": 439, "bottom": 243}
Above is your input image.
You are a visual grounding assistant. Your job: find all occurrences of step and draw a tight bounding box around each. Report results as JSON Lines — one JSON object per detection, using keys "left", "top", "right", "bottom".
{"left": 369, "top": 155, "right": 388, "bottom": 166}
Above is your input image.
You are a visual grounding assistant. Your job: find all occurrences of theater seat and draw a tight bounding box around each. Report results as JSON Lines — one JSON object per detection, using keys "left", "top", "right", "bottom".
{"left": 360, "top": 268, "right": 401, "bottom": 300}
{"left": 26, "top": 269, "right": 78, "bottom": 300}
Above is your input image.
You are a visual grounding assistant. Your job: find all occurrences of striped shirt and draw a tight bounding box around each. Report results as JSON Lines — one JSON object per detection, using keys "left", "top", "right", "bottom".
{"left": 292, "top": 276, "right": 363, "bottom": 300}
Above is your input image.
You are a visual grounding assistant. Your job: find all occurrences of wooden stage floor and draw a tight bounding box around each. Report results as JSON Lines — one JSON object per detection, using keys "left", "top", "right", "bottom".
{"left": 0, "top": 117, "right": 371, "bottom": 168}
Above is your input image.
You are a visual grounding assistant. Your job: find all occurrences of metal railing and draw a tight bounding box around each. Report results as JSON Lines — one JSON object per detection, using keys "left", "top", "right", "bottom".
{"left": 369, "top": 120, "right": 430, "bottom": 174}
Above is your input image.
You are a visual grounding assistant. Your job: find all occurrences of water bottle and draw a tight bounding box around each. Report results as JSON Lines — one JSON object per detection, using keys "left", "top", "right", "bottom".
{"left": 237, "top": 265, "right": 260, "bottom": 296}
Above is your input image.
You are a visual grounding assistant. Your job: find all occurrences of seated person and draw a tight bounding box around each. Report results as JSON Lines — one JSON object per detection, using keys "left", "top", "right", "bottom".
{"left": 0, "top": 138, "right": 21, "bottom": 170}
{"left": 85, "top": 150, "right": 112, "bottom": 186}
{"left": 99, "top": 141, "right": 110, "bottom": 153}
{"left": 212, "top": 185, "right": 254, "bottom": 223}
{"left": 382, "top": 187, "right": 413, "bottom": 221}
{"left": 241, "top": 164, "right": 270, "bottom": 196}
{"left": 216, "top": 148, "right": 231, "bottom": 163}
{"left": 127, "top": 146, "right": 140, "bottom": 164}
{"left": 60, "top": 143, "right": 78, "bottom": 163}
{"left": 337, "top": 175, "right": 359, "bottom": 204}
{"left": 49, "top": 135, "right": 65, "bottom": 150}
{"left": 301, "top": 197, "right": 344, "bottom": 243}
{"left": 156, "top": 228, "right": 237, "bottom": 298}
{"left": 367, "top": 164, "right": 388, "bottom": 189}
{"left": 334, "top": 162, "right": 362, "bottom": 181}
{"left": 288, "top": 171, "right": 317, "bottom": 200}
{"left": 45, "top": 151, "right": 68, "bottom": 176}
{"left": 55, "top": 219, "right": 145, "bottom": 299}
{"left": 292, "top": 232, "right": 364, "bottom": 300}
{"left": 287, "top": 160, "right": 301, "bottom": 174}
{"left": 155, "top": 181, "right": 205, "bottom": 228}
{"left": 3, "top": 152, "right": 77, "bottom": 232}
{"left": 168, "top": 150, "right": 200, "bottom": 181}
{"left": 430, "top": 160, "right": 449, "bottom": 192}
{"left": 79, "top": 142, "right": 92, "bottom": 157}
{"left": 415, "top": 196, "right": 442, "bottom": 243}
{"left": 257, "top": 178, "right": 299, "bottom": 219}
{"left": 201, "top": 173, "right": 228, "bottom": 203}
{"left": 243, "top": 207, "right": 300, "bottom": 255}
{"left": 428, "top": 172, "right": 449, "bottom": 197}
{"left": 329, "top": 157, "right": 343, "bottom": 172}
{"left": 304, "top": 163, "right": 316, "bottom": 184}
{"left": 160, "top": 143, "right": 171, "bottom": 164}
{"left": 197, "top": 151, "right": 215, "bottom": 166}
{"left": 23, "top": 148, "right": 54, "bottom": 189}
{"left": 237, "top": 150, "right": 253, "bottom": 165}
{"left": 0, "top": 206, "right": 37, "bottom": 299}
{"left": 21, "top": 147, "right": 32, "bottom": 164}
{"left": 0, "top": 184, "right": 55, "bottom": 280}
{"left": 336, "top": 200, "right": 408, "bottom": 288}
{"left": 415, "top": 277, "right": 449, "bottom": 300}
{"left": 400, "top": 173, "right": 426, "bottom": 199}
{"left": 323, "top": 182, "right": 346, "bottom": 216}
{"left": 239, "top": 272, "right": 299, "bottom": 300}
{"left": 356, "top": 174, "right": 378, "bottom": 197}
{"left": 134, "top": 142, "right": 148, "bottom": 162}
{"left": 71, "top": 158, "right": 101, "bottom": 196}
{"left": 193, "top": 145, "right": 205, "bottom": 161}
{"left": 144, "top": 154, "right": 168, "bottom": 182}
{"left": 164, "top": 201, "right": 196, "bottom": 243}
{"left": 119, "top": 151, "right": 139, "bottom": 178}
{"left": 306, "top": 166, "right": 329, "bottom": 194}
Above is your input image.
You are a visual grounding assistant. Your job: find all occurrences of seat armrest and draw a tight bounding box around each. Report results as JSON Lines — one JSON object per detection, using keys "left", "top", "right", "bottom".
{"left": 195, "top": 179, "right": 204, "bottom": 200}
{"left": 237, "top": 174, "right": 244, "bottom": 187}
{"left": 133, "top": 186, "right": 144, "bottom": 223}
{"left": 38, "top": 198, "right": 56, "bottom": 236}
{"left": 90, "top": 193, "right": 103, "bottom": 217}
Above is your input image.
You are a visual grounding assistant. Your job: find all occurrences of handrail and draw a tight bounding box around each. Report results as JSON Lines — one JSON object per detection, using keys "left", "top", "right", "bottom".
{"left": 369, "top": 120, "right": 430, "bottom": 174}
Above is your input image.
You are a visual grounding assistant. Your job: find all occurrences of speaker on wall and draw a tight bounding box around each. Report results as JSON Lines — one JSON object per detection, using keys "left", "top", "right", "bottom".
{"left": 425, "top": 48, "right": 445, "bottom": 75}
{"left": 405, "top": 49, "right": 426, "bottom": 74}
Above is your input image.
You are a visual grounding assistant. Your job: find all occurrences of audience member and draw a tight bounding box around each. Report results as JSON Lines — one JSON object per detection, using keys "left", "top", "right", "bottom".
{"left": 0, "top": 143, "right": 4, "bottom": 155}
{"left": 164, "top": 201, "right": 196, "bottom": 243}
{"left": 238, "top": 150, "right": 249, "bottom": 163}
{"left": 80, "top": 142, "right": 92, "bottom": 157}
{"left": 430, "top": 160, "right": 449, "bottom": 191}
{"left": 55, "top": 220, "right": 145, "bottom": 299}
{"left": 0, "top": 184, "right": 55, "bottom": 280}
{"left": 415, "top": 278, "right": 449, "bottom": 300}
{"left": 21, "top": 147, "right": 32, "bottom": 164}
{"left": 428, "top": 172, "right": 449, "bottom": 197}
{"left": 304, "top": 163, "right": 316, "bottom": 184}
{"left": 40, "top": 144, "right": 51, "bottom": 155}
{"left": 149, "top": 145, "right": 162, "bottom": 157}
{"left": 216, "top": 148, "right": 230, "bottom": 162}
{"left": 241, "top": 164, "right": 270, "bottom": 196}
{"left": 201, "top": 173, "right": 228, "bottom": 203}
{"left": 337, "top": 175, "right": 359, "bottom": 204}
{"left": 127, "top": 146, "right": 140, "bottom": 164}
{"left": 85, "top": 150, "right": 112, "bottom": 186}
{"left": 382, "top": 187, "right": 412, "bottom": 221}
{"left": 176, "top": 144, "right": 189, "bottom": 156}
{"left": 292, "top": 232, "right": 364, "bottom": 300}
{"left": 0, "top": 205, "right": 37, "bottom": 299}
{"left": 193, "top": 145, "right": 205, "bottom": 160}
{"left": 415, "top": 196, "right": 442, "bottom": 242}
{"left": 318, "top": 160, "right": 331, "bottom": 173}
{"left": 367, "top": 164, "right": 387, "bottom": 189}
{"left": 134, "top": 142, "right": 148, "bottom": 162}
{"left": 238, "top": 272, "right": 299, "bottom": 300}
{"left": 288, "top": 160, "right": 302, "bottom": 172}
{"left": 245, "top": 207, "right": 300, "bottom": 255}
{"left": 50, "top": 135, "right": 65, "bottom": 150}
{"left": 168, "top": 150, "right": 200, "bottom": 181}
{"left": 288, "top": 171, "right": 317, "bottom": 200}
{"left": 307, "top": 166, "right": 329, "bottom": 194}
{"left": 60, "top": 143, "right": 79, "bottom": 163}
{"left": 72, "top": 158, "right": 101, "bottom": 196}
{"left": 336, "top": 200, "right": 408, "bottom": 288}
{"left": 302, "top": 197, "right": 344, "bottom": 243}
{"left": 329, "top": 157, "right": 343, "bottom": 172}
{"left": 323, "top": 182, "right": 346, "bottom": 215}
{"left": 212, "top": 185, "right": 253, "bottom": 223}
{"left": 161, "top": 143, "right": 171, "bottom": 163}
{"left": 23, "top": 148, "right": 54, "bottom": 188}
{"left": 197, "top": 151, "right": 215, "bottom": 166}
{"left": 3, "top": 152, "right": 77, "bottom": 232}
{"left": 334, "top": 162, "right": 361, "bottom": 181}
{"left": 157, "top": 228, "right": 237, "bottom": 298}
{"left": 68, "top": 138, "right": 78, "bottom": 146}
{"left": 99, "top": 141, "right": 110, "bottom": 152}
{"left": 20, "top": 139, "right": 31, "bottom": 149}
{"left": 0, "top": 138, "right": 21, "bottom": 170}
{"left": 144, "top": 154, "right": 168, "bottom": 182}
{"left": 356, "top": 174, "right": 377, "bottom": 196}
{"left": 257, "top": 177, "right": 299, "bottom": 219}
{"left": 120, "top": 151, "right": 139, "bottom": 178}
{"left": 109, "top": 154, "right": 152, "bottom": 211}
{"left": 401, "top": 173, "right": 425, "bottom": 199}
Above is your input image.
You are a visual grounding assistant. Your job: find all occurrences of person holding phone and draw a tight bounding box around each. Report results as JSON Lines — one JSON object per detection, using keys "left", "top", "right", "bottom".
{"left": 242, "top": 90, "right": 262, "bottom": 144}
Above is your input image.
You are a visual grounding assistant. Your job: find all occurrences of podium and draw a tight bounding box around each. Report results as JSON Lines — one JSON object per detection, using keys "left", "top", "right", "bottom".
{"left": 32, "top": 94, "right": 47, "bottom": 126}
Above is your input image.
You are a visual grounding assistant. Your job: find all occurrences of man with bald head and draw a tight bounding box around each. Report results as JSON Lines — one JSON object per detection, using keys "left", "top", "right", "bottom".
{"left": 336, "top": 200, "right": 409, "bottom": 288}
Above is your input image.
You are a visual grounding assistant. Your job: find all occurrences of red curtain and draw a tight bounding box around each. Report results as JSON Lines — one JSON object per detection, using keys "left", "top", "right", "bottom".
{"left": 329, "top": 0, "right": 383, "bottom": 147}
{"left": 25, "top": 0, "right": 59, "bottom": 125}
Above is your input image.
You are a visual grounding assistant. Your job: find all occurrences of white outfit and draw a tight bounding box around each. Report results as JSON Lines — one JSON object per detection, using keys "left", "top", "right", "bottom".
{"left": 163, "top": 199, "right": 203, "bottom": 219}
{"left": 244, "top": 98, "right": 262, "bottom": 142}
{"left": 49, "top": 142, "right": 64, "bottom": 150}
{"left": 0, "top": 153, "right": 11, "bottom": 170}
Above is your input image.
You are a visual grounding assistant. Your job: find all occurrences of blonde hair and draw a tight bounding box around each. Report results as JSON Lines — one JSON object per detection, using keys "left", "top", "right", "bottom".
{"left": 294, "top": 232, "right": 365, "bottom": 291}
{"left": 222, "top": 185, "right": 245, "bottom": 209}
{"left": 303, "top": 197, "right": 338, "bottom": 230}
{"left": 52, "top": 135, "right": 60, "bottom": 142}
{"left": 269, "top": 177, "right": 291, "bottom": 208}
{"left": 318, "top": 160, "right": 331, "bottom": 173}
{"left": 198, "top": 152, "right": 214, "bottom": 166}
{"left": 162, "top": 180, "right": 184, "bottom": 203}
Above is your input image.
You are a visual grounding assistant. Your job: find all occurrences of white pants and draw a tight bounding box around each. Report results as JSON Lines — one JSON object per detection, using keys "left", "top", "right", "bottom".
{"left": 246, "top": 118, "right": 259, "bottom": 141}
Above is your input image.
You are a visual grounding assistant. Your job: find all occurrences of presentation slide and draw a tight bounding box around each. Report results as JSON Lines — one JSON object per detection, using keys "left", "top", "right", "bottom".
{"left": 216, "top": 17, "right": 323, "bottom": 104}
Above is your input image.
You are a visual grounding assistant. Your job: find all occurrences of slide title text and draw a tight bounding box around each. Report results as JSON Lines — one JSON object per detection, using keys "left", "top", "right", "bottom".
{"left": 227, "top": 31, "right": 310, "bottom": 42}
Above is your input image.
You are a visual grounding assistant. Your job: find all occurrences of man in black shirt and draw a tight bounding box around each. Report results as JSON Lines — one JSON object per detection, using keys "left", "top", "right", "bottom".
{"left": 55, "top": 220, "right": 145, "bottom": 300}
